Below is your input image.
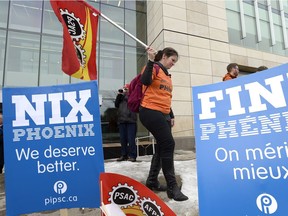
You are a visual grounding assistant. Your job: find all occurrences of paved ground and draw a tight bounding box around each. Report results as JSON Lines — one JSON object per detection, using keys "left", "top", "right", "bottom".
{"left": 0, "top": 150, "right": 196, "bottom": 216}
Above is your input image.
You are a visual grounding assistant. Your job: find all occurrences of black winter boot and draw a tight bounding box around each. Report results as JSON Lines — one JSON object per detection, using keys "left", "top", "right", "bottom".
{"left": 145, "top": 154, "right": 167, "bottom": 191}
{"left": 162, "top": 157, "right": 188, "bottom": 201}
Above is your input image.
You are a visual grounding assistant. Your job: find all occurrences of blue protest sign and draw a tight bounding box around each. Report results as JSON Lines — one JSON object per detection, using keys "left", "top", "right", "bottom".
{"left": 3, "top": 81, "right": 104, "bottom": 215}
{"left": 193, "top": 63, "right": 288, "bottom": 215}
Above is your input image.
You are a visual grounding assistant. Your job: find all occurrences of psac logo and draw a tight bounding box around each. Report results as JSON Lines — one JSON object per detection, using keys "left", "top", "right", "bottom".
{"left": 108, "top": 183, "right": 164, "bottom": 216}
{"left": 108, "top": 183, "right": 139, "bottom": 208}
{"left": 256, "top": 193, "right": 278, "bottom": 214}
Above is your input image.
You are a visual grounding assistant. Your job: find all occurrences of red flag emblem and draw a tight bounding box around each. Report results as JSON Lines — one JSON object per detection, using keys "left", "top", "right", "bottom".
{"left": 50, "top": 0, "right": 100, "bottom": 80}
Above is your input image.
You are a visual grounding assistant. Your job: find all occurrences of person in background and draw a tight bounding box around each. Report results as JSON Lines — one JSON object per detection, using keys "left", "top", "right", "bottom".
{"left": 223, "top": 63, "right": 239, "bottom": 81}
{"left": 139, "top": 47, "right": 188, "bottom": 201}
{"left": 114, "top": 84, "right": 137, "bottom": 162}
{"left": 0, "top": 106, "right": 3, "bottom": 174}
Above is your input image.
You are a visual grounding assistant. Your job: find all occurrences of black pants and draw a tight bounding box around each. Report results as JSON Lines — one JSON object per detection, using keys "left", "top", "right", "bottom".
{"left": 119, "top": 123, "right": 137, "bottom": 159}
{"left": 139, "top": 107, "right": 175, "bottom": 158}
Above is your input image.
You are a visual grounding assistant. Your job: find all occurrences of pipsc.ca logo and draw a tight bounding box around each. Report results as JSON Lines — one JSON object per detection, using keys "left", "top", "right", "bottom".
{"left": 256, "top": 193, "right": 278, "bottom": 214}
{"left": 54, "top": 180, "right": 68, "bottom": 194}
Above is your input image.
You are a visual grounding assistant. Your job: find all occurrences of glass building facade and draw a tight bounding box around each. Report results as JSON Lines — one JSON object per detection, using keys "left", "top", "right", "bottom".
{"left": 226, "top": 0, "right": 288, "bottom": 56}
{"left": 0, "top": 0, "right": 148, "bottom": 143}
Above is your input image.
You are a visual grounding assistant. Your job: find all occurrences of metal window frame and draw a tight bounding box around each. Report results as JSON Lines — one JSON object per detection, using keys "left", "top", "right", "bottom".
{"left": 267, "top": 0, "right": 276, "bottom": 45}
{"left": 239, "top": 0, "right": 247, "bottom": 38}
{"left": 279, "top": 0, "right": 288, "bottom": 48}
{"left": 254, "top": 0, "right": 262, "bottom": 42}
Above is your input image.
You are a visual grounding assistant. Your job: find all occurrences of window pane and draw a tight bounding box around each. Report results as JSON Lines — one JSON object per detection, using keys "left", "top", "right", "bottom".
{"left": 100, "top": 5, "right": 124, "bottom": 44}
{"left": 225, "top": 1, "right": 240, "bottom": 11}
{"left": 125, "top": 1, "right": 146, "bottom": 12}
{"left": 100, "top": 96, "right": 119, "bottom": 143}
{"left": 243, "top": 15, "right": 257, "bottom": 49}
{"left": 0, "top": 30, "right": 6, "bottom": 86}
{"left": 9, "top": 0, "right": 43, "bottom": 33}
{"left": 98, "top": 43, "right": 124, "bottom": 143}
{"left": 227, "top": 10, "right": 242, "bottom": 46}
{"left": 100, "top": 0, "right": 124, "bottom": 8}
{"left": 273, "top": 25, "right": 285, "bottom": 55}
{"left": 125, "top": 47, "right": 138, "bottom": 83}
{"left": 42, "top": 1, "right": 62, "bottom": 36}
{"left": 259, "top": 6, "right": 269, "bottom": 21}
{"left": 258, "top": 0, "right": 267, "bottom": 5}
{"left": 87, "top": 1, "right": 100, "bottom": 12}
{"left": 258, "top": 20, "right": 271, "bottom": 52}
{"left": 272, "top": 13, "right": 281, "bottom": 25}
{"left": 5, "top": 31, "right": 40, "bottom": 87}
{"left": 285, "top": 15, "right": 288, "bottom": 55}
{"left": 125, "top": 10, "right": 137, "bottom": 46}
{"left": 284, "top": 1, "right": 288, "bottom": 12}
{"left": 99, "top": 43, "right": 124, "bottom": 90}
{"left": 39, "top": 35, "right": 70, "bottom": 86}
{"left": 125, "top": 46, "right": 147, "bottom": 137}
{"left": 271, "top": 1, "right": 279, "bottom": 10}
{"left": 243, "top": 2, "right": 254, "bottom": 16}
{"left": 70, "top": 77, "right": 86, "bottom": 84}
{"left": 0, "top": 1, "right": 9, "bottom": 28}
{"left": 125, "top": 46, "right": 146, "bottom": 83}
{"left": 274, "top": 24, "right": 283, "bottom": 42}
{"left": 125, "top": 10, "right": 147, "bottom": 46}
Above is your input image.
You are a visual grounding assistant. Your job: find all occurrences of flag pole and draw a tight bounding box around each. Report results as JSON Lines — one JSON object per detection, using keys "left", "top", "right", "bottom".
{"left": 81, "top": 0, "right": 148, "bottom": 49}
{"left": 93, "top": 12, "right": 149, "bottom": 49}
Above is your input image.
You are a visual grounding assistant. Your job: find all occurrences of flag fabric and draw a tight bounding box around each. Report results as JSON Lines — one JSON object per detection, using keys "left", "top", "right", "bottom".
{"left": 100, "top": 172, "right": 177, "bottom": 216}
{"left": 50, "top": 0, "right": 100, "bottom": 80}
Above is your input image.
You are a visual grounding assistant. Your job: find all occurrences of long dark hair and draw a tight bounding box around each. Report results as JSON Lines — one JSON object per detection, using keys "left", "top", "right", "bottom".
{"left": 154, "top": 47, "right": 178, "bottom": 62}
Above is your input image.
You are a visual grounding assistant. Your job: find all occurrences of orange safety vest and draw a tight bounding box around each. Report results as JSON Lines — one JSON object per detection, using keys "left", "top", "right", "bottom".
{"left": 223, "top": 72, "right": 237, "bottom": 81}
{"left": 141, "top": 66, "right": 172, "bottom": 114}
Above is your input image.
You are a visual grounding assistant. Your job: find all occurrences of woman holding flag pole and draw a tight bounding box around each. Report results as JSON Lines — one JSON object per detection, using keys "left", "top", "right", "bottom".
{"left": 89, "top": 5, "right": 187, "bottom": 201}
{"left": 139, "top": 47, "right": 189, "bottom": 202}
{"left": 100, "top": 8, "right": 188, "bottom": 201}
{"left": 94, "top": 6, "right": 188, "bottom": 202}
{"left": 101, "top": 12, "right": 188, "bottom": 200}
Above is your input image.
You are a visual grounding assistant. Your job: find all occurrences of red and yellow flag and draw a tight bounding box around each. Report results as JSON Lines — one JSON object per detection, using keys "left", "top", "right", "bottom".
{"left": 50, "top": 0, "right": 99, "bottom": 80}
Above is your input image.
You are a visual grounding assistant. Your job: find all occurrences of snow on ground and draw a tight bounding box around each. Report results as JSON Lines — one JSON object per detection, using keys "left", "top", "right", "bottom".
{"left": 104, "top": 151, "right": 199, "bottom": 216}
